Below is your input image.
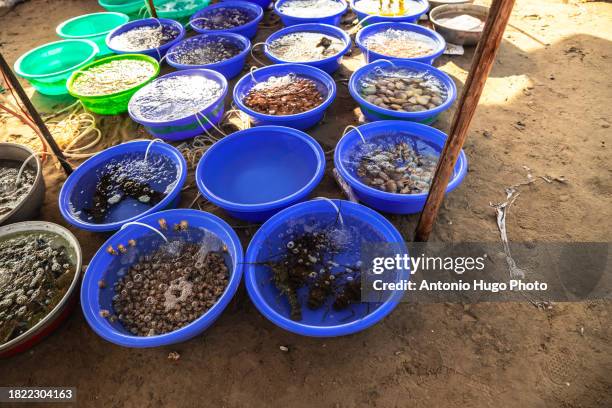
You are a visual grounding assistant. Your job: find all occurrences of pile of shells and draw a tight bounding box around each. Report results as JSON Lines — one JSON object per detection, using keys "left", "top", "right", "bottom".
{"left": 363, "top": 29, "right": 437, "bottom": 58}
{"left": 264, "top": 226, "right": 362, "bottom": 321}
{"left": 71, "top": 59, "right": 156, "bottom": 96}
{"left": 193, "top": 7, "right": 255, "bottom": 30}
{"left": 0, "top": 161, "right": 35, "bottom": 217}
{"left": 170, "top": 39, "right": 242, "bottom": 65}
{"left": 359, "top": 70, "right": 447, "bottom": 112}
{"left": 109, "top": 25, "right": 181, "bottom": 52}
{"left": 0, "top": 231, "right": 75, "bottom": 344}
{"left": 268, "top": 32, "right": 345, "bottom": 62}
{"left": 243, "top": 75, "right": 324, "bottom": 115}
{"left": 356, "top": 141, "right": 438, "bottom": 194}
{"left": 103, "top": 232, "right": 230, "bottom": 336}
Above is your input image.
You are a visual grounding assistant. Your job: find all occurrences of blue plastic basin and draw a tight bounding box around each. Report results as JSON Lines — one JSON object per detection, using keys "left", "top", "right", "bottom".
{"left": 195, "top": 126, "right": 325, "bottom": 222}
{"left": 81, "top": 209, "right": 244, "bottom": 348}
{"left": 274, "top": 0, "right": 348, "bottom": 26}
{"left": 59, "top": 140, "right": 187, "bottom": 232}
{"left": 356, "top": 22, "right": 445, "bottom": 65}
{"left": 166, "top": 33, "right": 250, "bottom": 79}
{"left": 233, "top": 63, "right": 336, "bottom": 130}
{"left": 245, "top": 199, "right": 408, "bottom": 337}
{"left": 128, "top": 68, "right": 228, "bottom": 141}
{"left": 190, "top": 1, "right": 263, "bottom": 39}
{"left": 349, "top": 59, "right": 457, "bottom": 124}
{"left": 350, "top": 0, "right": 429, "bottom": 24}
{"left": 236, "top": 0, "right": 272, "bottom": 9}
{"left": 264, "top": 23, "right": 351, "bottom": 74}
{"left": 106, "top": 18, "right": 186, "bottom": 61}
{"left": 334, "top": 120, "right": 468, "bottom": 214}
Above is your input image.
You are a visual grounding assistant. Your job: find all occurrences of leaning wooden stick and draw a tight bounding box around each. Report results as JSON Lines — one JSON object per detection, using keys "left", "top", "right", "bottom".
{"left": 0, "top": 52, "right": 73, "bottom": 176}
{"left": 147, "top": 0, "right": 158, "bottom": 18}
{"left": 414, "top": 0, "right": 516, "bottom": 242}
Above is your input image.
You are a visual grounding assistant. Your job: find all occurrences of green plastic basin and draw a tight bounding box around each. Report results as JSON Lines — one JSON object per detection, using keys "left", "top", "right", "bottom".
{"left": 67, "top": 54, "right": 160, "bottom": 115}
{"left": 98, "top": 0, "right": 145, "bottom": 20}
{"left": 147, "top": 0, "right": 211, "bottom": 25}
{"left": 56, "top": 12, "right": 129, "bottom": 56}
{"left": 14, "top": 39, "right": 99, "bottom": 96}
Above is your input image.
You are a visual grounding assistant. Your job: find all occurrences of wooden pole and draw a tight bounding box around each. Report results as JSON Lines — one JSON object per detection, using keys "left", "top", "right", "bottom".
{"left": 147, "top": 0, "right": 158, "bottom": 18}
{"left": 414, "top": 0, "right": 516, "bottom": 242}
{"left": 0, "top": 52, "right": 73, "bottom": 176}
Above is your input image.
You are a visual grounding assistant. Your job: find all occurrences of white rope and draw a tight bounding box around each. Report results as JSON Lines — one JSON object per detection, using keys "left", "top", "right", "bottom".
{"left": 121, "top": 221, "right": 169, "bottom": 243}
{"left": 250, "top": 42, "right": 268, "bottom": 67}
{"left": 186, "top": 16, "right": 209, "bottom": 29}
{"left": 144, "top": 138, "right": 164, "bottom": 162}
{"left": 194, "top": 112, "right": 221, "bottom": 141}
{"left": 14, "top": 152, "right": 39, "bottom": 188}
{"left": 314, "top": 197, "right": 344, "bottom": 226}
{"left": 196, "top": 111, "right": 227, "bottom": 137}
{"left": 346, "top": 14, "right": 376, "bottom": 36}
{"left": 343, "top": 125, "right": 367, "bottom": 144}
{"left": 249, "top": 65, "right": 260, "bottom": 83}
{"left": 195, "top": 112, "right": 227, "bottom": 140}
{"left": 373, "top": 58, "right": 398, "bottom": 73}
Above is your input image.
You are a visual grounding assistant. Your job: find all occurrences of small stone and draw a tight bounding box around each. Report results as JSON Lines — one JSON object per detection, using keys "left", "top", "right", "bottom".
{"left": 279, "top": 345, "right": 289, "bottom": 352}
{"left": 431, "top": 96, "right": 443, "bottom": 105}
{"left": 416, "top": 95, "right": 431, "bottom": 105}
{"left": 168, "top": 351, "right": 181, "bottom": 361}
{"left": 362, "top": 85, "right": 377, "bottom": 95}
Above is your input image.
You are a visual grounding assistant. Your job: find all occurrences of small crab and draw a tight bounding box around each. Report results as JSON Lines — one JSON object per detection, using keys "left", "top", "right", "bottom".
{"left": 128, "top": 239, "right": 137, "bottom": 247}
{"left": 99, "top": 309, "right": 111, "bottom": 318}
{"left": 98, "top": 279, "right": 106, "bottom": 289}
{"left": 106, "top": 245, "right": 118, "bottom": 255}
{"left": 173, "top": 220, "right": 189, "bottom": 231}
{"left": 117, "top": 244, "right": 128, "bottom": 254}
{"left": 158, "top": 218, "right": 168, "bottom": 230}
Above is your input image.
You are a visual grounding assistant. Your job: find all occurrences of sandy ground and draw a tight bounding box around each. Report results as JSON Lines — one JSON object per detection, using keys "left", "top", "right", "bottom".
{"left": 0, "top": 0, "right": 611, "bottom": 407}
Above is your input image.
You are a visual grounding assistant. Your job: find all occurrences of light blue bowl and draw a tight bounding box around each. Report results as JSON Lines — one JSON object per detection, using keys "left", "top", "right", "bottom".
{"left": 58, "top": 140, "right": 187, "bottom": 232}
{"left": 334, "top": 120, "right": 468, "bottom": 214}
{"left": 195, "top": 126, "right": 325, "bottom": 222}
{"left": 128, "top": 68, "right": 228, "bottom": 141}
{"left": 356, "top": 21, "right": 446, "bottom": 65}
{"left": 233, "top": 63, "right": 336, "bottom": 130}
{"left": 81, "top": 209, "right": 244, "bottom": 348}
{"left": 190, "top": 1, "right": 263, "bottom": 39}
{"left": 264, "top": 23, "right": 351, "bottom": 74}
{"left": 106, "top": 18, "right": 186, "bottom": 61}
{"left": 274, "top": 0, "right": 348, "bottom": 26}
{"left": 350, "top": 0, "right": 429, "bottom": 24}
{"left": 166, "top": 33, "right": 251, "bottom": 79}
{"left": 245, "top": 199, "right": 409, "bottom": 337}
{"left": 349, "top": 59, "right": 457, "bottom": 124}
